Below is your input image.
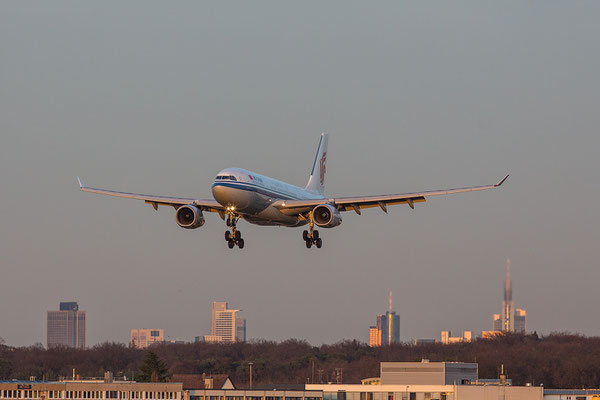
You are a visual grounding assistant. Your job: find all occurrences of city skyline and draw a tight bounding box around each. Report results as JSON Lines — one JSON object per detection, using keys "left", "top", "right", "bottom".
{"left": 489, "top": 259, "right": 527, "bottom": 335}
{"left": 1, "top": 2, "right": 600, "bottom": 346}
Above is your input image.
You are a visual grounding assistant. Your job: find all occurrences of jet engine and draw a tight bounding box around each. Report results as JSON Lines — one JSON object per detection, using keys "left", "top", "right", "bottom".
{"left": 175, "top": 205, "right": 205, "bottom": 229}
{"left": 313, "top": 204, "right": 342, "bottom": 228}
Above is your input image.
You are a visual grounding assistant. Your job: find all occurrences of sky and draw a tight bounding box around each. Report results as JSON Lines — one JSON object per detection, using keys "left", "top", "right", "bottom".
{"left": 1, "top": 1, "right": 599, "bottom": 347}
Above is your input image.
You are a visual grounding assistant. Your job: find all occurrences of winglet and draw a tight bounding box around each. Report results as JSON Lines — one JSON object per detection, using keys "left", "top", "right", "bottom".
{"left": 77, "top": 176, "right": 84, "bottom": 189}
{"left": 495, "top": 174, "right": 509, "bottom": 187}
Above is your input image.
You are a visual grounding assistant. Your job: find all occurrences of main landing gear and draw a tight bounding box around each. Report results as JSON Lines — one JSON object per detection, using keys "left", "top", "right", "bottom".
{"left": 225, "top": 209, "right": 244, "bottom": 249}
{"left": 302, "top": 212, "right": 322, "bottom": 249}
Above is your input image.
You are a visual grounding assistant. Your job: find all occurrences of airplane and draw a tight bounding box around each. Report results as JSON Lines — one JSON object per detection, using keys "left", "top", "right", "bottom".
{"left": 78, "top": 132, "right": 508, "bottom": 249}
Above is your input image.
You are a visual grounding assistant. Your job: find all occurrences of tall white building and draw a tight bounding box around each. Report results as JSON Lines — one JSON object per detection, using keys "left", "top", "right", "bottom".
{"left": 204, "top": 301, "right": 246, "bottom": 343}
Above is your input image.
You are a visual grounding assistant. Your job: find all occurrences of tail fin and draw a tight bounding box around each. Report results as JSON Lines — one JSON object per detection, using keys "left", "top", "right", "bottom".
{"left": 305, "top": 132, "right": 328, "bottom": 196}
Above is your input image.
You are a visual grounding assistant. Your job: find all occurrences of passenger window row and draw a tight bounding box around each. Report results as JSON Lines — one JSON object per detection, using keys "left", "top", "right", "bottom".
{"left": 215, "top": 176, "right": 237, "bottom": 181}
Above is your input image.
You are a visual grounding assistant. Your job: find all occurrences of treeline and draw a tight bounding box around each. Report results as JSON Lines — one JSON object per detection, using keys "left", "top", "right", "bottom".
{"left": 1, "top": 333, "right": 600, "bottom": 389}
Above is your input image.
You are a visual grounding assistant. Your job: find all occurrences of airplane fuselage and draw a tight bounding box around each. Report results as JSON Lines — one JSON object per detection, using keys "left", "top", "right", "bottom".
{"left": 211, "top": 168, "right": 324, "bottom": 227}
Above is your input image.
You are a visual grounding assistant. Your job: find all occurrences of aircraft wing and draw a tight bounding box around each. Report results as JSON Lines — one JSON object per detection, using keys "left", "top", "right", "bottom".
{"left": 275, "top": 175, "right": 509, "bottom": 215}
{"left": 77, "top": 177, "right": 225, "bottom": 213}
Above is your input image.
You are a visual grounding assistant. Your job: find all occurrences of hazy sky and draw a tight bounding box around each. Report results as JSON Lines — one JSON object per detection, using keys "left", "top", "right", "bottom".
{"left": 1, "top": 2, "right": 599, "bottom": 347}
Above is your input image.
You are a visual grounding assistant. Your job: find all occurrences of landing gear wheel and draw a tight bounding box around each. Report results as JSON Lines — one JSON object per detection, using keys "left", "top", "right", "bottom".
{"left": 305, "top": 239, "right": 312, "bottom": 248}
{"left": 315, "top": 238, "right": 322, "bottom": 248}
{"left": 238, "top": 238, "right": 245, "bottom": 249}
{"left": 227, "top": 240, "right": 235, "bottom": 249}
{"left": 234, "top": 230, "right": 242, "bottom": 241}
{"left": 225, "top": 231, "right": 231, "bottom": 241}
{"left": 313, "top": 230, "right": 319, "bottom": 240}
{"left": 303, "top": 230, "right": 309, "bottom": 241}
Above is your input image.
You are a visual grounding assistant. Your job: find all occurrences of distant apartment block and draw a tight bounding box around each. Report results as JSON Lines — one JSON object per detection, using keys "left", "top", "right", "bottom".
{"left": 47, "top": 301, "right": 86, "bottom": 349}
{"left": 204, "top": 302, "right": 246, "bottom": 343}
{"left": 130, "top": 329, "right": 164, "bottom": 348}
{"left": 481, "top": 330, "right": 504, "bottom": 339}
{"left": 440, "top": 330, "right": 472, "bottom": 344}
{"left": 369, "top": 326, "right": 381, "bottom": 347}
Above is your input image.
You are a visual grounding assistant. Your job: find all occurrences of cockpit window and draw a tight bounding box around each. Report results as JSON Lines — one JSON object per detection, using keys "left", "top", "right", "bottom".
{"left": 216, "top": 175, "right": 237, "bottom": 181}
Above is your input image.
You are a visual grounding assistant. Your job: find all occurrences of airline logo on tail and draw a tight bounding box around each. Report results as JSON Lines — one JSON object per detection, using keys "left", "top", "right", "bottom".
{"left": 320, "top": 152, "right": 327, "bottom": 185}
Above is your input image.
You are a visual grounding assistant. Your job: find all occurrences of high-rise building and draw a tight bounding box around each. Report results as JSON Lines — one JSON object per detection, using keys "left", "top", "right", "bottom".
{"left": 369, "top": 315, "right": 383, "bottom": 347}
{"left": 490, "top": 259, "right": 527, "bottom": 333}
{"left": 47, "top": 302, "right": 86, "bottom": 349}
{"left": 514, "top": 309, "right": 527, "bottom": 333}
{"left": 492, "top": 314, "right": 502, "bottom": 331}
{"left": 204, "top": 301, "right": 246, "bottom": 343}
{"left": 130, "top": 329, "right": 164, "bottom": 348}
{"left": 369, "top": 326, "right": 380, "bottom": 347}
{"left": 369, "top": 290, "right": 400, "bottom": 346}
{"left": 381, "top": 311, "right": 400, "bottom": 345}
{"left": 501, "top": 259, "right": 515, "bottom": 332}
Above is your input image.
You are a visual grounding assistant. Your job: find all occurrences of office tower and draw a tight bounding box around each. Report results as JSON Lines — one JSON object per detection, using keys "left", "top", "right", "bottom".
{"left": 381, "top": 290, "right": 400, "bottom": 345}
{"left": 204, "top": 301, "right": 246, "bottom": 343}
{"left": 369, "top": 326, "right": 380, "bottom": 347}
{"left": 47, "top": 302, "right": 86, "bottom": 348}
{"left": 369, "top": 291, "right": 400, "bottom": 346}
{"left": 235, "top": 317, "right": 246, "bottom": 342}
{"left": 492, "top": 314, "right": 502, "bottom": 331}
{"left": 501, "top": 259, "right": 515, "bottom": 332}
{"left": 369, "top": 315, "right": 383, "bottom": 347}
{"left": 130, "top": 329, "right": 164, "bottom": 348}
{"left": 514, "top": 309, "right": 527, "bottom": 333}
{"left": 490, "top": 259, "right": 527, "bottom": 333}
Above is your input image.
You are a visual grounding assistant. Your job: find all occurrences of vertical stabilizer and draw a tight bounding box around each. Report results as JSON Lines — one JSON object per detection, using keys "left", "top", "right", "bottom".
{"left": 305, "top": 132, "right": 328, "bottom": 196}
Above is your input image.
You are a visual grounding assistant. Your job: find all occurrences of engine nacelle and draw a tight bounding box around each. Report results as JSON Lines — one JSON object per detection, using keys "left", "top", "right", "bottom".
{"left": 313, "top": 204, "right": 342, "bottom": 228}
{"left": 175, "top": 205, "right": 205, "bottom": 229}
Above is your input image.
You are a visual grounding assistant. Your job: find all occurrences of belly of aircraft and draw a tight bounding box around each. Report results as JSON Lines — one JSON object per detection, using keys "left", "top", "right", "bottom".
{"left": 212, "top": 183, "right": 304, "bottom": 227}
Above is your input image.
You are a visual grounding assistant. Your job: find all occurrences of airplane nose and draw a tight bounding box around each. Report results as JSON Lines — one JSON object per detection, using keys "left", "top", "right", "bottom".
{"left": 212, "top": 182, "right": 252, "bottom": 210}
{"left": 211, "top": 184, "right": 228, "bottom": 206}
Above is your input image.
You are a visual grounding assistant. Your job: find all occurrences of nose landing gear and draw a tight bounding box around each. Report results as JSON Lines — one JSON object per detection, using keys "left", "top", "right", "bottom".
{"left": 224, "top": 208, "right": 244, "bottom": 249}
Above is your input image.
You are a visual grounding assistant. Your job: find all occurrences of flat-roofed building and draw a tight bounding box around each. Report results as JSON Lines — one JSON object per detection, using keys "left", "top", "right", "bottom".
{"left": 0, "top": 380, "right": 183, "bottom": 400}
{"left": 481, "top": 330, "right": 504, "bottom": 339}
{"left": 380, "top": 361, "right": 478, "bottom": 385}
{"left": 441, "top": 331, "right": 472, "bottom": 345}
{"left": 130, "top": 329, "right": 164, "bottom": 349}
{"left": 306, "top": 383, "right": 542, "bottom": 400}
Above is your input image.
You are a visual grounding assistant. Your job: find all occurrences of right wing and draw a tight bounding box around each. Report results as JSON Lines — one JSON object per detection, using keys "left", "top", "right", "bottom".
{"left": 77, "top": 177, "right": 225, "bottom": 213}
{"left": 275, "top": 175, "right": 509, "bottom": 215}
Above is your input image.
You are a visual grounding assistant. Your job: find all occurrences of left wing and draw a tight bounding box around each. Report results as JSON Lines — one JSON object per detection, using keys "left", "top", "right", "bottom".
{"left": 77, "top": 177, "right": 225, "bottom": 213}
{"left": 275, "top": 175, "right": 509, "bottom": 215}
